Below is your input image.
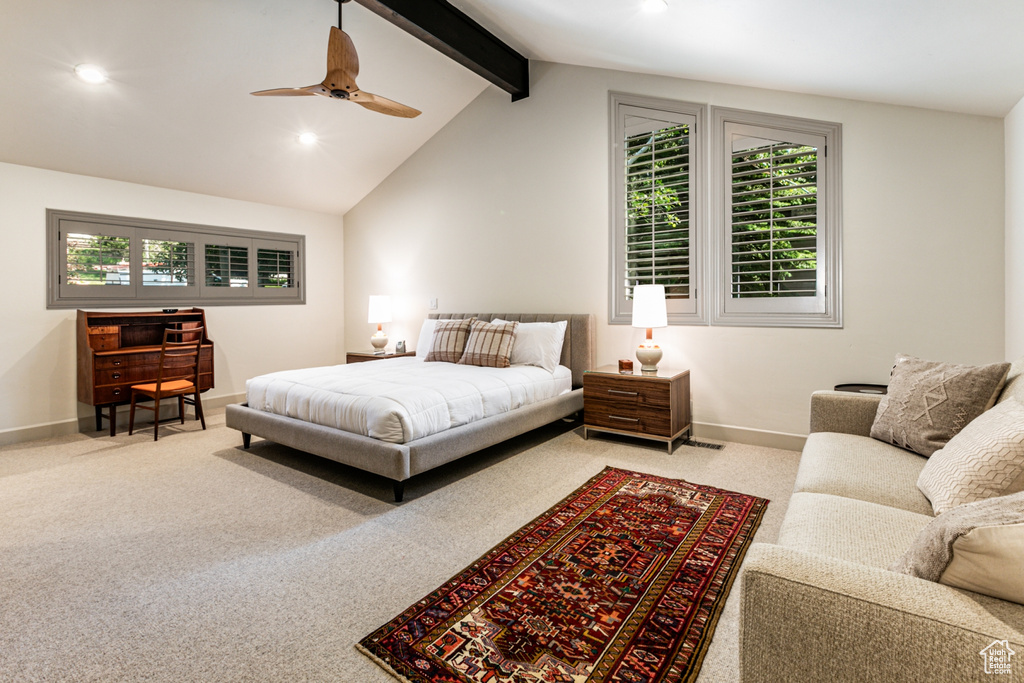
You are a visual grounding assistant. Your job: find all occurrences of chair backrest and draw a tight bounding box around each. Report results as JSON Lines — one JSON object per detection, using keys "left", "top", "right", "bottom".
{"left": 155, "top": 326, "right": 204, "bottom": 390}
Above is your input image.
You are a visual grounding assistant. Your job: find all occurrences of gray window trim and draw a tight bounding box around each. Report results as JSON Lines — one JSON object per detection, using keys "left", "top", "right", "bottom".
{"left": 609, "top": 92, "right": 707, "bottom": 325}
{"left": 710, "top": 107, "right": 842, "bottom": 328}
{"left": 46, "top": 209, "right": 305, "bottom": 308}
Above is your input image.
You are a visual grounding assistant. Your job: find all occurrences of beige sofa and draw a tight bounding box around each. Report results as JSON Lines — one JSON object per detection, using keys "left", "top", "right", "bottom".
{"left": 739, "top": 360, "right": 1024, "bottom": 683}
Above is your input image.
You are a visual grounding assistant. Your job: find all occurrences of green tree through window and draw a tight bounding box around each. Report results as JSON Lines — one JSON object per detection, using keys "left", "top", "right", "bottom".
{"left": 730, "top": 138, "right": 818, "bottom": 298}
{"left": 625, "top": 121, "right": 690, "bottom": 302}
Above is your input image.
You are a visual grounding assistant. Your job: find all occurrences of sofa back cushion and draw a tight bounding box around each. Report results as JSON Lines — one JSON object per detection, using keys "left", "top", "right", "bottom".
{"left": 997, "top": 357, "right": 1024, "bottom": 406}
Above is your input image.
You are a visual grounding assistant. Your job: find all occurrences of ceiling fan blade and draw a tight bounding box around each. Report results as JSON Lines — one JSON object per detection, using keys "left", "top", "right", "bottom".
{"left": 350, "top": 90, "right": 421, "bottom": 118}
{"left": 251, "top": 85, "right": 327, "bottom": 97}
{"left": 325, "top": 26, "right": 359, "bottom": 92}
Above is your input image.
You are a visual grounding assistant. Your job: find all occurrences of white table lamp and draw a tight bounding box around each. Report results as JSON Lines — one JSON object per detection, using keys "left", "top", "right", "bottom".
{"left": 367, "top": 295, "right": 392, "bottom": 353}
{"left": 632, "top": 284, "right": 667, "bottom": 374}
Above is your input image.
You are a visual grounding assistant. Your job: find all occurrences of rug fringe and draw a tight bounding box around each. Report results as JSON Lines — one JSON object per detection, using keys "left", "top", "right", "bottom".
{"left": 354, "top": 643, "right": 414, "bottom": 683}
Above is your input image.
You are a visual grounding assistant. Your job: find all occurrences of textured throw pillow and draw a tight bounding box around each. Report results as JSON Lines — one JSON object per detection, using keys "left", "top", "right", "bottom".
{"left": 917, "top": 398, "right": 1024, "bottom": 514}
{"left": 869, "top": 354, "right": 1011, "bottom": 456}
{"left": 492, "top": 319, "right": 567, "bottom": 373}
{"left": 890, "top": 491, "right": 1024, "bottom": 604}
{"left": 457, "top": 320, "right": 518, "bottom": 368}
{"left": 424, "top": 318, "right": 474, "bottom": 364}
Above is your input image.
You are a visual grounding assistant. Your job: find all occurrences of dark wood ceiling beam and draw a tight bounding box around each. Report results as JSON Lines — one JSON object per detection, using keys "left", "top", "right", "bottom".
{"left": 352, "top": 0, "right": 529, "bottom": 101}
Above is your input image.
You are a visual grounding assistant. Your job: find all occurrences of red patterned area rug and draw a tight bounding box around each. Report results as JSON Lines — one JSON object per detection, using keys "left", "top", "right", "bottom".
{"left": 358, "top": 467, "right": 768, "bottom": 683}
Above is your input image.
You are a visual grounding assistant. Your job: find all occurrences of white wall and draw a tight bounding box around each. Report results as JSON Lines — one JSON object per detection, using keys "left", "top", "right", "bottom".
{"left": 1007, "top": 96, "right": 1024, "bottom": 361}
{"left": 0, "top": 162, "right": 345, "bottom": 443}
{"left": 343, "top": 62, "right": 1006, "bottom": 448}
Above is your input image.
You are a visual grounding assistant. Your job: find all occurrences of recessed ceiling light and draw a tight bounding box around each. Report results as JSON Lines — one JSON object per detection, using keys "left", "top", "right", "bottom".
{"left": 297, "top": 132, "right": 318, "bottom": 145}
{"left": 74, "top": 64, "right": 108, "bottom": 84}
{"left": 641, "top": 0, "right": 668, "bottom": 13}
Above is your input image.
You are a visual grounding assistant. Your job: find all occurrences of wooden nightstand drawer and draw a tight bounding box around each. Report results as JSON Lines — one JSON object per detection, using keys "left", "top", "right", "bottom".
{"left": 584, "top": 401, "right": 673, "bottom": 438}
{"left": 583, "top": 374, "right": 669, "bottom": 407}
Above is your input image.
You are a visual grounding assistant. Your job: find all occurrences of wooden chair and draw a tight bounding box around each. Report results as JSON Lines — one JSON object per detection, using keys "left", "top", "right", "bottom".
{"left": 129, "top": 327, "right": 207, "bottom": 440}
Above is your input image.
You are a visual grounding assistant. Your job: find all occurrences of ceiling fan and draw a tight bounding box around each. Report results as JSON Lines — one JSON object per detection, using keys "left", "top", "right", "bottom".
{"left": 251, "top": 0, "right": 420, "bottom": 118}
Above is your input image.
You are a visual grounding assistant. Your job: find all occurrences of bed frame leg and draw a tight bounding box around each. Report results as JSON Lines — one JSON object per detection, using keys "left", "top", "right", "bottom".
{"left": 393, "top": 481, "right": 405, "bottom": 503}
{"left": 242, "top": 433, "right": 251, "bottom": 449}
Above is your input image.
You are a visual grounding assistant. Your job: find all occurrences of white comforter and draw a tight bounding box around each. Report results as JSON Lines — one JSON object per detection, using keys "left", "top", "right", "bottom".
{"left": 245, "top": 357, "right": 573, "bottom": 444}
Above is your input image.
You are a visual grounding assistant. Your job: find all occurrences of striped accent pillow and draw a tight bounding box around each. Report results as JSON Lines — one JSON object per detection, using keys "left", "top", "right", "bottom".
{"left": 457, "top": 320, "right": 519, "bottom": 368}
{"left": 424, "top": 318, "right": 475, "bottom": 363}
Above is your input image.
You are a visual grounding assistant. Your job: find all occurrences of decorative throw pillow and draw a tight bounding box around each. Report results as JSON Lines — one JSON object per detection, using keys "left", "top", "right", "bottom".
{"left": 917, "top": 398, "right": 1024, "bottom": 514}
{"left": 890, "top": 491, "right": 1024, "bottom": 604}
{"left": 869, "top": 354, "right": 1011, "bottom": 456}
{"left": 424, "top": 318, "right": 474, "bottom": 364}
{"left": 492, "top": 319, "right": 567, "bottom": 373}
{"left": 457, "top": 320, "right": 519, "bottom": 368}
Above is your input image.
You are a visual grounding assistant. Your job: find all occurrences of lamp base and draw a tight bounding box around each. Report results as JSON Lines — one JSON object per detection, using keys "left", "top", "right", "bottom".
{"left": 371, "top": 332, "right": 388, "bottom": 353}
{"left": 636, "top": 345, "right": 662, "bottom": 375}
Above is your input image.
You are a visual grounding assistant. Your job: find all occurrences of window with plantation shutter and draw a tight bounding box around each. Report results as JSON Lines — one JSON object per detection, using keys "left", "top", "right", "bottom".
{"left": 711, "top": 108, "right": 842, "bottom": 327}
{"left": 139, "top": 234, "right": 195, "bottom": 298}
{"left": 610, "top": 94, "right": 706, "bottom": 324}
{"left": 205, "top": 243, "right": 250, "bottom": 289}
{"left": 47, "top": 210, "right": 304, "bottom": 308}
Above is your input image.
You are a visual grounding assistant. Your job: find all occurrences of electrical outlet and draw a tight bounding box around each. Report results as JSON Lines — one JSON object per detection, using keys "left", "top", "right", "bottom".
{"left": 429, "top": 298, "right": 438, "bottom": 310}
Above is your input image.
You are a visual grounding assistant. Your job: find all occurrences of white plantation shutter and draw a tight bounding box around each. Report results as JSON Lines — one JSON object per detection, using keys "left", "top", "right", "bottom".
{"left": 611, "top": 94, "right": 705, "bottom": 324}
{"left": 712, "top": 110, "right": 842, "bottom": 327}
{"left": 624, "top": 117, "right": 691, "bottom": 300}
{"left": 730, "top": 129, "right": 821, "bottom": 299}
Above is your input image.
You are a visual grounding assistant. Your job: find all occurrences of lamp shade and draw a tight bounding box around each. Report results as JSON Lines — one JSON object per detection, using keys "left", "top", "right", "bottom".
{"left": 367, "top": 295, "right": 392, "bottom": 324}
{"left": 631, "top": 285, "right": 667, "bottom": 329}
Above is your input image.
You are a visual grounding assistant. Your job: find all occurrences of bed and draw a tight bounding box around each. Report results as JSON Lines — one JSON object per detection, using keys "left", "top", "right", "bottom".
{"left": 225, "top": 313, "right": 594, "bottom": 501}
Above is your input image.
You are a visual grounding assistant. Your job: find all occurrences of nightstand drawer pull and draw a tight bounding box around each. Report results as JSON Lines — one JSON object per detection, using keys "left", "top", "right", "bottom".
{"left": 609, "top": 415, "right": 640, "bottom": 423}
{"left": 607, "top": 389, "right": 639, "bottom": 397}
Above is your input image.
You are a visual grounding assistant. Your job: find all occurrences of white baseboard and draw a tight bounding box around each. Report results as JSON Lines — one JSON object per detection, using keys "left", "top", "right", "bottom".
{"left": 3, "top": 399, "right": 806, "bottom": 453}
{"left": 0, "top": 393, "right": 246, "bottom": 448}
{"left": 692, "top": 421, "right": 806, "bottom": 452}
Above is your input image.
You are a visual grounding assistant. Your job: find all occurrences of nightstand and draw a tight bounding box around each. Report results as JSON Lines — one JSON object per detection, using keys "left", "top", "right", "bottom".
{"left": 345, "top": 351, "right": 416, "bottom": 364}
{"left": 583, "top": 365, "right": 691, "bottom": 453}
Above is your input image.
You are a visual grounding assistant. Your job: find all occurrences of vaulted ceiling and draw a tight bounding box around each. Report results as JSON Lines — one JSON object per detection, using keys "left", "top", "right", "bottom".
{"left": 2, "top": 0, "right": 1023, "bottom": 216}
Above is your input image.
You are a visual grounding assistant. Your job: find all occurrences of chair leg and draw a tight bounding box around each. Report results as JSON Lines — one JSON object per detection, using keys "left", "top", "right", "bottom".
{"left": 194, "top": 390, "right": 206, "bottom": 430}
{"left": 178, "top": 395, "right": 186, "bottom": 424}
{"left": 153, "top": 397, "right": 160, "bottom": 441}
{"left": 129, "top": 394, "right": 137, "bottom": 435}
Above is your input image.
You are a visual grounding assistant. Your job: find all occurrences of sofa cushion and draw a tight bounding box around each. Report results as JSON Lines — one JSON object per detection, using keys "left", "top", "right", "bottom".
{"left": 777, "top": 492, "right": 933, "bottom": 569}
{"left": 869, "top": 354, "right": 1010, "bottom": 457}
{"left": 890, "top": 491, "right": 1024, "bottom": 604}
{"left": 997, "top": 357, "right": 1024, "bottom": 406}
{"left": 795, "top": 432, "right": 934, "bottom": 516}
{"left": 917, "top": 398, "right": 1024, "bottom": 515}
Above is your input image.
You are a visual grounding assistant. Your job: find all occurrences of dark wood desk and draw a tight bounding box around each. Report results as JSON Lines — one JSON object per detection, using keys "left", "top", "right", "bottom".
{"left": 77, "top": 309, "right": 214, "bottom": 435}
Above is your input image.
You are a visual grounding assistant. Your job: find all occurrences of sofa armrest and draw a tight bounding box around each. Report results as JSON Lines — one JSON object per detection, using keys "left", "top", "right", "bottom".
{"left": 740, "top": 543, "right": 1024, "bottom": 683}
{"left": 809, "top": 390, "right": 882, "bottom": 436}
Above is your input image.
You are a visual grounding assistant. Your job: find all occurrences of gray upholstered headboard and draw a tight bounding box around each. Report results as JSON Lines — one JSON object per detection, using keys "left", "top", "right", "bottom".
{"left": 429, "top": 313, "right": 595, "bottom": 388}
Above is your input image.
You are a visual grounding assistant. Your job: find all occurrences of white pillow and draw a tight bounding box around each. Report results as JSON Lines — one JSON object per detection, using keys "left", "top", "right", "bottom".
{"left": 492, "top": 319, "right": 566, "bottom": 373}
{"left": 917, "top": 398, "right": 1024, "bottom": 515}
{"left": 415, "top": 319, "right": 436, "bottom": 359}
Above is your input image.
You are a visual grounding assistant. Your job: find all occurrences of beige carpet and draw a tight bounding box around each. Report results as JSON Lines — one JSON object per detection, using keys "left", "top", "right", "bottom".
{"left": 0, "top": 409, "right": 801, "bottom": 682}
